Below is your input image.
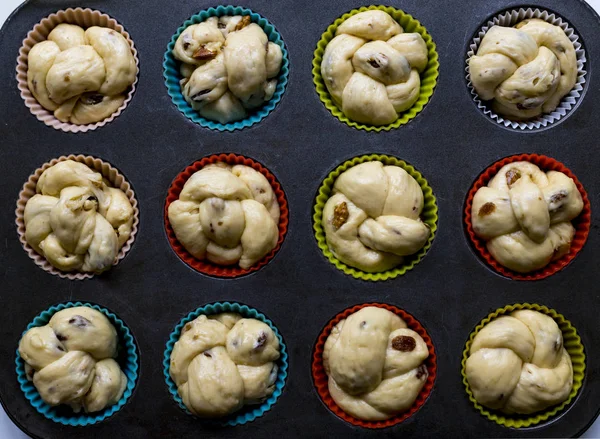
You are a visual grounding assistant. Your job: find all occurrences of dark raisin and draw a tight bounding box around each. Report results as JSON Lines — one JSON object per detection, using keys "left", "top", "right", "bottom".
{"left": 64, "top": 75, "right": 70, "bottom": 82}
{"left": 550, "top": 191, "right": 568, "bottom": 204}
{"left": 191, "top": 89, "right": 212, "bottom": 101}
{"left": 210, "top": 223, "right": 215, "bottom": 234}
{"left": 254, "top": 332, "right": 268, "bottom": 350}
{"left": 57, "top": 345, "right": 65, "bottom": 352}
{"left": 56, "top": 333, "right": 68, "bottom": 342}
{"left": 368, "top": 59, "right": 380, "bottom": 68}
{"left": 183, "top": 42, "right": 190, "bottom": 50}
{"left": 203, "top": 351, "right": 212, "bottom": 358}
{"left": 416, "top": 364, "right": 428, "bottom": 380}
{"left": 217, "top": 221, "right": 223, "bottom": 226}
{"left": 392, "top": 335, "right": 416, "bottom": 352}
{"left": 498, "top": 393, "right": 504, "bottom": 400}
{"left": 478, "top": 202, "right": 496, "bottom": 216}
{"left": 68, "top": 315, "right": 90, "bottom": 328}
{"left": 183, "top": 322, "right": 193, "bottom": 333}
{"left": 259, "top": 189, "right": 266, "bottom": 194}
{"left": 81, "top": 94, "right": 104, "bottom": 106}
{"left": 506, "top": 169, "right": 521, "bottom": 187}
{"left": 218, "top": 22, "right": 226, "bottom": 29}
{"left": 360, "top": 321, "right": 367, "bottom": 329}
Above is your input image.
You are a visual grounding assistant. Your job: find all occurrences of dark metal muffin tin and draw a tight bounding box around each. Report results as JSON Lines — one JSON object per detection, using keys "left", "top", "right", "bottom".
{"left": 0, "top": 0, "right": 598, "bottom": 437}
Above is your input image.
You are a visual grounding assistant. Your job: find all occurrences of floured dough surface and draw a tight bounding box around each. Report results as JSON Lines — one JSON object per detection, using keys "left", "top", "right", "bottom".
{"left": 24, "top": 160, "right": 134, "bottom": 274}
{"left": 173, "top": 15, "right": 283, "bottom": 123}
{"left": 466, "top": 310, "right": 573, "bottom": 414}
{"left": 322, "top": 161, "right": 430, "bottom": 272}
{"left": 471, "top": 161, "right": 583, "bottom": 272}
{"left": 18, "top": 306, "right": 127, "bottom": 413}
{"left": 321, "top": 10, "right": 429, "bottom": 125}
{"left": 323, "top": 306, "right": 429, "bottom": 420}
{"left": 469, "top": 19, "right": 577, "bottom": 120}
{"left": 168, "top": 163, "right": 280, "bottom": 269}
{"left": 170, "top": 313, "right": 280, "bottom": 417}
{"left": 27, "top": 23, "right": 136, "bottom": 125}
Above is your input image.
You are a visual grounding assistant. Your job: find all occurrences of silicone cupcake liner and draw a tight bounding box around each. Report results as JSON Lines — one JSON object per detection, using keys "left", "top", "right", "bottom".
{"left": 163, "top": 302, "right": 288, "bottom": 426}
{"left": 164, "top": 153, "right": 288, "bottom": 278}
{"left": 466, "top": 7, "right": 586, "bottom": 131}
{"left": 15, "top": 154, "right": 140, "bottom": 280}
{"left": 16, "top": 8, "right": 139, "bottom": 133}
{"left": 15, "top": 301, "right": 139, "bottom": 426}
{"left": 313, "top": 154, "right": 438, "bottom": 281}
{"left": 461, "top": 303, "right": 585, "bottom": 428}
{"left": 163, "top": 5, "right": 289, "bottom": 132}
{"left": 464, "top": 153, "right": 590, "bottom": 281}
{"left": 312, "top": 302, "right": 437, "bottom": 428}
{"left": 312, "top": 5, "right": 439, "bottom": 132}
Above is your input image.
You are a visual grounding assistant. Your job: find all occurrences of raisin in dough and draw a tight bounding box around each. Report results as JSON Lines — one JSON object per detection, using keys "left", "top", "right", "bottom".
{"left": 469, "top": 19, "right": 577, "bottom": 120}
{"left": 321, "top": 10, "right": 428, "bottom": 125}
{"left": 169, "top": 313, "right": 280, "bottom": 417}
{"left": 466, "top": 310, "right": 573, "bottom": 414}
{"left": 168, "top": 163, "right": 279, "bottom": 269}
{"left": 173, "top": 15, "right": 283, "bottom": 124}
{"left": 23, "top": 160, "right": 134, "bottom": 274}
{"left": 322, "top": 161, "right": 430, "bottom": 272}
{"left": 27, "top": 23, "right": 136, "bottom": 125}
{"left": 323, "top": 307, "right": 429, "bottom": 420}
{"left": 18, "top": 306, "right": 127, "bottom": 413}
{"left": 471, "top": 161, "right": 583, "bottom": 272}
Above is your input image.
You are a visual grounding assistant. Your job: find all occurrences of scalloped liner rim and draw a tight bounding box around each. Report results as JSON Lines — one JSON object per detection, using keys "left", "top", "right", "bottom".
{"left": 461, "top": 303, "right": 585, "bottom": 428}
{"left": 163, "top": 153, "right": 288, "bottom": 278}
{"left": 16, "top": 7, "right": 139, "bottom": 133}
{"left": 14, "top": 154, "right": 140, "bottom": 280}
{"left": 313, "top": 154, "right": 438, "bottom": 281}
{"left": 162, "top": 302, "right": 288, "bottom": 426}
{"left": 15, "top": 301, "right": 139, "bottom": 426}
{"left": 312, "top": 5, "right": 440, "bottom": 132}
{"left": 463, "top": 153, "right": 591, "bottom": 281}
{"left": 311, "top": 302, "right": 437, "bottom": 428}
{"left": 163, "top": 5, "right": 289, "bottom": 132}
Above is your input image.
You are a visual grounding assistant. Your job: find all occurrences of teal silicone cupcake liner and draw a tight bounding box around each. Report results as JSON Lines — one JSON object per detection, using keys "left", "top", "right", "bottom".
{"left": 163, "top": 6, "right": 290, "bottom": 131}
{"left": 15, "top": 302, "right": 139, "bottom": 426}
{"left": 163, "top": 302, "right": 288, "bottom": 426}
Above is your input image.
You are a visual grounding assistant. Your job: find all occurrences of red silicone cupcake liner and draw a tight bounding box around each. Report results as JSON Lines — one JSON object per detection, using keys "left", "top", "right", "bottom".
{"left": 164, "top": 153, "right": 288, "bottom": 278}
{"left": 464, "top": 154, "right": 591, "bottom": 281}
{"left": 311, "top": 303, "right": 437, "bottom": 429}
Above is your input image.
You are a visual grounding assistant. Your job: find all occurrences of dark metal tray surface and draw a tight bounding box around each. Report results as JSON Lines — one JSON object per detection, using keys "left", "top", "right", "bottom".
{"left": 0, "top": 0, "right": 599, "bottom": 437}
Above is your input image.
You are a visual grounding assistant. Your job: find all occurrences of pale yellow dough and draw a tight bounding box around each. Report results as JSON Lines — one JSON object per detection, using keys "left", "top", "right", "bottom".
{"left": 23, "top": 160, "right": 134, "bottom": 274}
{"left": 469, "top": 19, "right": 577, "bottom": 120}
{"left": 321, "top": 10, "right": 428, "bottom": 125}
{"left": 323, "top": 307, "right": 429, "bottom": 420}
{"left": 173, "top": 15, "right": 283, "bottom": 123}
{"left": 471, "top": 161, "right": 583, "bottom": 273}
{"left": 168, "top": 163, "right": 279, "bottom": 269}
{"left": 466, "top": 310, "right": 573, "bottom": 414}
{"left": 18, "top": 307, "right": 127, "bottom": 413}
{"left": 170, "top": 313, "right": 280, "bottom": 418}
{"left": 27, "top": 23, "right": 136, "bottom": 125}
{"left": 322, "top": 161, "right": 429, "bottom": 272}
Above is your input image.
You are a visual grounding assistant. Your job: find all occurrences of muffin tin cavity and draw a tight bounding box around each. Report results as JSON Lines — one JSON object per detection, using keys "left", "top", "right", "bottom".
{"left": 15, "top": 301, "right": 139, "bottom": 426}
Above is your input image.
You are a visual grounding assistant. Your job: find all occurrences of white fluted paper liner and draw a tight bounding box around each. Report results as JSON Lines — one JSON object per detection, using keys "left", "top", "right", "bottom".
{"left": 466, "top": 8, "right": 586, "bottom": 130}
{"left": 15, "top": 155, "right": 140, "bottom": 280}
{"left": 16, "top": 8, "right": 139, "bottom": 133}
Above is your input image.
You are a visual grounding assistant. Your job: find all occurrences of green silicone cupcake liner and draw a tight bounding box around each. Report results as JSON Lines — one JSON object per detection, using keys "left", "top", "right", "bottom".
{"left": 15, "top": 302, "right": 139, "bottom": 426}
{"left": 164, "top": 6, "right": 289, "bottom": 132}
{"left": 312, "top": 5, "right": 439, "bottom": 132}
{"left": 163, "top": 302, "right": 288, "bottom": 426}
{"left": 461, "top": 303, "right": 585, "bottom": 428}
{"left": 313, "top": 154, "right": 438, "bottom": 281}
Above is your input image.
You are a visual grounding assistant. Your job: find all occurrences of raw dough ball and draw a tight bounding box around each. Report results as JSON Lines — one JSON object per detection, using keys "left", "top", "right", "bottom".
{"left": 23, "top": 160, "right": 134, "bottom": 274}
{"left": 321, "top": 10, "right": 428, "bottom": 125}
{"left": 168, "top": 163, "right": 279, "bottom": 269}
{"left": 469, "top": 19, "right": 577, "bottom": 120}
{"left": 323, "top": 307, "right": 429, "bottom": 420}
{"left": 170, "top": 313, "right": 280, "bottom": 417}
{"left": 322, "top": 161, "right": 429, "bottom": 272}
{"left": 173, "top": 15, "right": 283, "bottom": 123}
{"left": 465, "top": 310, "right": 573, "bottom": 414}
{"left": 18, "top": 306, "right": 127, "bottom": 413}
{"left": 471, "top": 161, "right": 583, "bottom": 272}
{"left": 27, "top": 22, "right": 136, "bottom": 125}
